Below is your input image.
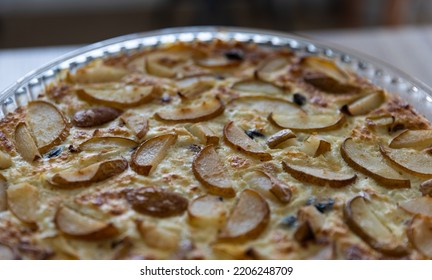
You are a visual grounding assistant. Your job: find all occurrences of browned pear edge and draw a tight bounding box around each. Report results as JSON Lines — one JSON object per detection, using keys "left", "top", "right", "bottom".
{"left": 379, "top": 144, "right": 432, "bottom": 178}
{"left": 268, "top": 112, "right": 346, "bottom": 133}
{"left": 0, "top": 175, "right": 7, "bottom": 212}
{"left": 130, "top": 133, "right": 177, "bottom": 176}
{"left": 315, "top": 139, "right": 332, "bottom": 157}
{"left": 14, "top": 122, "right": 41, "bottom": 162}
{"left": 343, "top": 196, "right": 409, "bottom": 257}
{"left": 49, "top": 158, "right": 128, "bottom": 187}
{"left": 154, "top": 96, "right": 225, "bottom": 123}
{"left": 219, "top": 189, "right": 270, "bottom": 242}
{"left": 340, "top": 138, "right": 411, "bottom": 188}
{"left": 55, "top": 205, "right": 118, "bottom": 240}
{"left": 282, "top": 161, "right": 356, "bottom": 188}
{"left": 255, "top": 170, "right": 292, "bottom": 204}
{"left": 223, "top": 121, "right": 272, "bottom": 161}
{"left": 28, "top": 100, "right": 70, "bottom": 154}
{"left": 192, "top": 145, "right": 235, "bottom": 198}
{"left": 407, "top": 214, "right": 432, "bottom": 258}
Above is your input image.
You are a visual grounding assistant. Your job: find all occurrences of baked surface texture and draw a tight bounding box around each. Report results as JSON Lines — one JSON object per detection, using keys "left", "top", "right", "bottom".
{"left": 1, "top": 40, "right": 432, "bottom": 260}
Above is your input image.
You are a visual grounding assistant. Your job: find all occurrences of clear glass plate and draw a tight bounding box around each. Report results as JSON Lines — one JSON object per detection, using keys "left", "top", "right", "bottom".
{"left": 1, "top": 26, "right": 432, "bottom": 120}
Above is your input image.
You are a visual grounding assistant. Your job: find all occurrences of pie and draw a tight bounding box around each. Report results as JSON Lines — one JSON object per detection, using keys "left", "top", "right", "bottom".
{"left": 1, "top": 39, "right": 432, "bottom": 260}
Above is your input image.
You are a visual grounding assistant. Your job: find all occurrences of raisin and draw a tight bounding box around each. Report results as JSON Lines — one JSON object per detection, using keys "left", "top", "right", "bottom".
{"left": 314, "top": 198, "right": 335, "bottom": 213}
{"left": 188, "top": 144, "right": 201, "bottom": 154}
{"left": 44, "top": 146, "right": 63, "bottom": 158}
{"left": 68, "top": 145, "right": 79, "bottom": 153}
{"left": 224, "top": 49, "right": 244, "bottom": 61}
{"left": 293, "top": 93, "right": 307, "bottom": 106}
{"left": 280, "top": 215, "right": 297, "bottom": 228}
{"left": 305, "top": 196, "right": 316, "bottom": 206}
{"left": 245, "top": 130, "right": 265, "bottom": 139}
{"left": 390, "top": 123, "right": 405, "bottom": 132}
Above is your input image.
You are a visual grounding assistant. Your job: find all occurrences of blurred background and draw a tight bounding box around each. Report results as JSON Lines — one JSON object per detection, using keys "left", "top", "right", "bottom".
{"left": 1, "top": 0, "right": 432, "bottom": 48}
{"left": 2, "top": 0, "right": 432, "bottom": 90}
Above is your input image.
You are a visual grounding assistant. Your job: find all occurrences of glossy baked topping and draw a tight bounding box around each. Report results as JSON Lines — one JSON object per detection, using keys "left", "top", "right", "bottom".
{"left": 0, "top": 40, "right": 432, "bottom": 259}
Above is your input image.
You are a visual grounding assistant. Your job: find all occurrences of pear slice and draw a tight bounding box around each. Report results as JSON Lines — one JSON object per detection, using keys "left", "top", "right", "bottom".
{"left": 256, "top": 56, "right": 290, "bottom": 81}
{"left": 77, "top": 83, "right": 155, "bottom": 109}
{"left": 228, "top": 95, "right": 301, "bottom": 116}
{"left": 131, "top": 133, "right": 177, "bottom": 176}
{"left": 301, "top": 56, "right": 350, "bottom": 84}
{"left": 177, "top": 76, "right": 215, "bottom": 99}
{"left": 136, "top": 220, "right": 180, "bottom": 250}
{"left": 389, "top": 130, "right": 432, "bottom": 150}
{"left": 120, "top": 111, "right": 149, "bottom": 139}
{"left": 26, "top": 101, "right": 69, "bottom": 154}
{"left": 73, "top": 106, "right": 122, "bottom": 128}
{"left": 0, "top": 243, "right": 15, "bottom": 260}
{"left": 269, "top": 112, "right": 346, "bottom": 132}
{"left": 186, "top": 123, "right": 219, "bottom": 145}
{"left": 7, "top": 183, "right": 39, "bottom": 224}
{"left": 266, "top": 129, "right": 296, "bottom": 149}
{"left": 196, "top": 55, "right": 241, "bottom": 68}
{"left": 155, "top": 97, "right": 224, "bottom": 123}
{"left": 219, "top": 189, "right": 270, "bottom": 242}
{"left": 341, "top": 138, "right": 410, "bottom": 188}
{"left": 176, "top": 75, "right": 215, "bottom": 88}
{"left": 125, "top": 186, "right": 188, "bottom": 217}
{"left": 365, "top": 114, "right": 395, "bottom": 130}
{"left": 408, "top": 215, "right": 432, "bottom": 258}
{"left": 72, "top": 62, "right": 127, "bottom": 83}
{"left": 192, "top": 145, "right": 235, "bottom": 197}
{"left": 0, "top": 150, "right": 12, "bottom": 170}
{"left": 232, "top": 80, "right": 284, "bottom": 96}
{"left": 49, "top": 158, "right": 128, "bottom": 187}
{"left": 344, "top": 196, "right": 408, "bottom": 256}
{"left": 379, "top": 145, "right": 432, "bottom": 178}
{"left": 14, "top": 122, "right": 40, "bottom": 162}
{"left": 420, "top": 179, "right": 432, "bottom": 196}
{"left": 303, "top": 135, "right": 331, "bottom": 157}
{"left": 294, "top": 205, "right": 326, "bottom": 244}
{"left": 304, "top": 72, "right": 359, "bottom": 93}
{"left": 188, "top": 194, "right": 226, "bottom": 227}
{"left": 78, "top": 137, "right": 138, "bottom": 153}
{"left": 399, "top": 197, "right": 432, "bottom": 217}
{"left": 223, "top": 121, "right": 271, "bottom": 161}
{"left": 344, "top": 90, "right": 385, "bottom": 116}
{"left": 300, "top": 56, "right": 358, "bottom": 93}
{"left": 254, "top": 170, "right": 292, "bottom": 203}
{"left": 146, "top": 52, "right": 190, "bottom": 77}
{"left": 55, "top": 206, "right": 118, "bottom": 239}
{"left": 0, "top": 175, "right": 6, "bottom": 212}
{"left": 282, "top": 161, "right": 356, "bottom": 188}
{"left": 146, "top": 54, "right": 175, "bottom": 78}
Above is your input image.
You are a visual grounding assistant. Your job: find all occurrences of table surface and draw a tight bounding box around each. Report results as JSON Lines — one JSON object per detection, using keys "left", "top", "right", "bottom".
{"left": 1, "top": 25, "right": 432, "bottom": 92}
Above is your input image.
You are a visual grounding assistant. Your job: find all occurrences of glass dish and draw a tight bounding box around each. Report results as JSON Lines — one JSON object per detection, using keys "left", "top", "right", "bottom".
{"left": 1, "top": 26, "right": 432, "bottom": 121}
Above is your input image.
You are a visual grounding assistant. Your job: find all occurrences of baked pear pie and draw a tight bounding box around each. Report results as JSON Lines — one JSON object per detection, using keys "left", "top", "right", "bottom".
{"left": 1, "top": 39, "right": 432, "bottom": 260}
